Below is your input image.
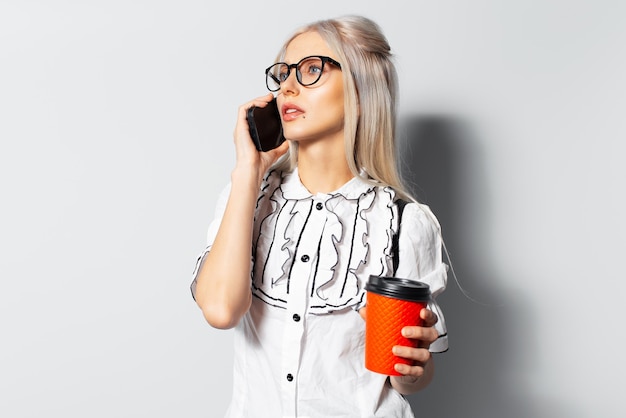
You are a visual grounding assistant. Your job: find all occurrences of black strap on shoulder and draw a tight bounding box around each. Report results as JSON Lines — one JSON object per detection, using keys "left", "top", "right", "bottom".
{"left": 391, "top": 199, "right": 408, "bottom": 275}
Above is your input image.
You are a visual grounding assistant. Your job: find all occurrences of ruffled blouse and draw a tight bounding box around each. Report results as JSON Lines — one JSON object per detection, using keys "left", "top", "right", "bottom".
{"left": 191, "top": 168, "right": 448, "bottom": 418}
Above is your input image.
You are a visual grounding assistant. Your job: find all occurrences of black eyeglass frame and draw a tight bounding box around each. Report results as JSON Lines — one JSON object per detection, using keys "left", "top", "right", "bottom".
{"left": 264, "top": 55, "right": 342, "bottom": 92}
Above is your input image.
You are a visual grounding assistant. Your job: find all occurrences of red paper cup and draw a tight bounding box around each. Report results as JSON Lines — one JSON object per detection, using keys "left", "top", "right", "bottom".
{"left": 364, "top": 276, "right": 431, "bottom": 376}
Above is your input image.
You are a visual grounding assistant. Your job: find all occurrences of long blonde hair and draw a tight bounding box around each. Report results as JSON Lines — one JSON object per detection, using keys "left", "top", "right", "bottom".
{"left": 273, "top": 15, "right": 413, "bottom": 201}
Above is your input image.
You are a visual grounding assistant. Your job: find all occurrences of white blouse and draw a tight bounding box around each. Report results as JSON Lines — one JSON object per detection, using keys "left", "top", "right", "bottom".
{"left": 191, "top": 168, "right": 448, "bottom": 418}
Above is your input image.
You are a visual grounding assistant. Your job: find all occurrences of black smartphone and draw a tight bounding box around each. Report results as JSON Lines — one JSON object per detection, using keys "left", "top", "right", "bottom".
{"left": 246, "top": 98, "right": 285, "bottom": 152}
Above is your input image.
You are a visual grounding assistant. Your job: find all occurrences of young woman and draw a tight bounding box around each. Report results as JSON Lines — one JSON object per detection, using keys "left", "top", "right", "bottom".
{"left": 191, "top": 15, "right": 448, "bottom": 417}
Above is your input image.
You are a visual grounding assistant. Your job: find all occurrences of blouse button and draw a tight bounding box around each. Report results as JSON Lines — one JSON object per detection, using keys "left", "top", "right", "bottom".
{"left": 292, "top": 314, "right": 301, "bottom": 322}
{"left": 300, "top": 254, "right": 310, "bottom": 262}
{"left": 286, "top": 373, "right": 294, "bottom": 382}
{"left": 316, "top": 202, "right": 323, "bottom": 210}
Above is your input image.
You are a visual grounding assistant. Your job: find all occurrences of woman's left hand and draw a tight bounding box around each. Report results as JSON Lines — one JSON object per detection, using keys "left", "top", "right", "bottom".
{"left": 391, "top": 308, "right": 439, "bottom": 385}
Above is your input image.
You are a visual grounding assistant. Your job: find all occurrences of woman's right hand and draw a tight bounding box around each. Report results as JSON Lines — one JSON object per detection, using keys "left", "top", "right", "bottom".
{"left": 233, "top": 93, "right": 290, "bottom": 184}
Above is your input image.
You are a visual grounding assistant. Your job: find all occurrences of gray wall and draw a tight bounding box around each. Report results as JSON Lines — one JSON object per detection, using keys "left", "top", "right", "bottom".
{"left": 1, "top": 1, "right": 623, "bottom": 417}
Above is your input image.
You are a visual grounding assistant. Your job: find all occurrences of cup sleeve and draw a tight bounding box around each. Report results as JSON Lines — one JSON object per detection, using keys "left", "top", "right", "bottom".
{"left": 189, "top": 183, "right": 231, "bottom": 301}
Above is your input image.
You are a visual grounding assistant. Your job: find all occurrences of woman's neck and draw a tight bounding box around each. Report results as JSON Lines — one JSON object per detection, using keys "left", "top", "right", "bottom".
{"left": 296, "top": 139, "right": 353, "bottom": 195}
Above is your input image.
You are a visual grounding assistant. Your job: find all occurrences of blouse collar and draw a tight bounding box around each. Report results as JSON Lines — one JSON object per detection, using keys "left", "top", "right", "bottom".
{"left": 280, "top": 167, "right": 379, "bottom": 201}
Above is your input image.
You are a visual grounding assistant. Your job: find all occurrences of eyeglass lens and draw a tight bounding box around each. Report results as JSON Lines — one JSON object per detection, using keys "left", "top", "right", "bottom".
{"left": 266, "top": 56, "right": 328, "bottom": 92}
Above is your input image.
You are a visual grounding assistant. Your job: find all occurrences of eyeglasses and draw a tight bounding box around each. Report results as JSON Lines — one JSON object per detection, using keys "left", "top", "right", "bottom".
{"left": 265, "top": 55, "right": 342, "bottom": 92}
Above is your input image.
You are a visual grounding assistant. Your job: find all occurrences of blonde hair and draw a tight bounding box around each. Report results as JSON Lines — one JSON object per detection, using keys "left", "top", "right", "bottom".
{"left": 273, "top": 15, "right": 413, "bottom": 201}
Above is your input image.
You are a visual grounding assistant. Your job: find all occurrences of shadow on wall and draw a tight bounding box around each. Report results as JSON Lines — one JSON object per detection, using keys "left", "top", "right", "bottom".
{"left": 398, "top": 116, "right": 580, "bottom": 418}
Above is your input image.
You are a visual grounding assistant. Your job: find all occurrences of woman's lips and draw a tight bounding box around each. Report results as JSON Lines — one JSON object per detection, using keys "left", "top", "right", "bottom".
{"left": 282, "top": 103, "right": 304, "bottom": 121}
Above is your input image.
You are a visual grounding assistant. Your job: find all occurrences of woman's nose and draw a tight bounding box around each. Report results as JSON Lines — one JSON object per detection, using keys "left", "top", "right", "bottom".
{"left": 280, "top": 70, "right": 299, "bottom": 95}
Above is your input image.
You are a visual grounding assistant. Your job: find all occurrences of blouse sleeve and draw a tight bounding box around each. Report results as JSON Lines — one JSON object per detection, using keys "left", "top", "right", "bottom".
{"left": 189, "top": 183, "right": 232, "bottom": 301}
{"left": 395, "top": 202, "right": 449, "bottom": 353}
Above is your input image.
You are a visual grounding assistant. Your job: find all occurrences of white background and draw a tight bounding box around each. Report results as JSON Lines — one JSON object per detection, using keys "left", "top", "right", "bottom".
{"left": 1, "top": 1, "right": 624, "bottom": 417}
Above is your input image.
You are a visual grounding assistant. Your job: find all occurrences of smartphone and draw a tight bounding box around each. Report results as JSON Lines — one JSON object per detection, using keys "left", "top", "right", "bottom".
{"left": 247, "top": 98, "right": 285, "bottom": 152}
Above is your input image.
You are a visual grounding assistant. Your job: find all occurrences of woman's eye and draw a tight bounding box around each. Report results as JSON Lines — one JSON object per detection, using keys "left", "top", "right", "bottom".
{"left": 305, "top": 64, "right": 322, "bottom": 75}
